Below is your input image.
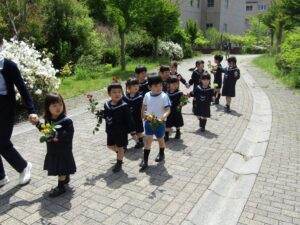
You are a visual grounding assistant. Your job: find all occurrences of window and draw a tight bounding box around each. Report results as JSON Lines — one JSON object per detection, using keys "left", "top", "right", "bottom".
{"left": 225, "top": 0, "right": 229, "bottom": 8}
{"left": 197, "top": 0, "right": 200, "bottom": 8}
{"left": 258, "top": 4, "right": 267, "bottom": 11}
{"left": 208, "top": 0, "right": 214, "bottom": 7}
{"left": 190, "top": 0, "right": 194, "bottom": 6}
{"left": 206, "top": 23, "right": 213, "bottom": 29}
{"left": 246, "top": 5, "right": 253, "bottom": 11}
{"left": 223, "top": 23, "right": 228, "bottom": 32}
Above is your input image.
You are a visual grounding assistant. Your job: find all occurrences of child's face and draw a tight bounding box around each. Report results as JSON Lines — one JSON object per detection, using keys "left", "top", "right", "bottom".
{"left": 160, "top": 71, "right": 170, "bottom": 80}
{"left": 170, "top": 65, "right": 177, "bottom": 74}
{"left": 202, "top": 79, "right": 210, "bottom": 86}
{"left": 128, "top": 84, "right": 139, "bottom": 94}
{"left": 109, "top": 88, "right": 123, "bottom": 102}
{"left": 197, "top": 63, "right": 204, "bottom": 70}
{"left": 228, "top": 61, "right": 235, "bottom": 67}
{"left": 149, "top": 83, "right": 162, "bottom": 95}
{"left": 137, "top": 72, "right": 147, "bottom": 82}
{"left": 169, "top": 82, "right": 178, "bottom": 92}
{"left": 214, "top": 58, "right": 219, "bottom": 64}
{"left": 49, "top": 101, "right": 64, "bottom": 118}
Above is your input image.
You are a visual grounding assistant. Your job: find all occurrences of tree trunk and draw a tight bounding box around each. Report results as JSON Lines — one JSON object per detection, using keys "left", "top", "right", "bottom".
{"left": 154, "top": 36, "right": 159, "bottom": 58}
{"left": 270, "top": 30, "right": 274, "bottom": 47}
{"left": 276, "top": 23, "right": 284, "bottom": 54}
{"left": 120, "top": 31, "right": 126, "bottom": 71}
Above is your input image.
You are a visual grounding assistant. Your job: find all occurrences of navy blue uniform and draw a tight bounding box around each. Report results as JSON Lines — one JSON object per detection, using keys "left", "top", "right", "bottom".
{"left": 170, "top": 72, "right": 187, "bottom": 87}
{"left": 190, "top": 85, "right": 214, "bottom": 117}
{"left": 123, "top": 93, "right": 144, "bottom": 133}
{"left": 213, "top": 64, "right": 223, "bottom": 89}
{"left": 188, "top": 69, "right": 209, "bottom": 90}
{"left": 36, "top": 114, "right": 76, "bottom": 176}
{"left": 103, "top": 100, "right": 136, "bottom": 148}
{"left": 139, "top": 81, "right": 149, "bottom": 97}
{"left": 222, "top": 67, "right": 240, "bottom": 97}
{"left": 166, "top": 90, "right": 184, "bottom": 128}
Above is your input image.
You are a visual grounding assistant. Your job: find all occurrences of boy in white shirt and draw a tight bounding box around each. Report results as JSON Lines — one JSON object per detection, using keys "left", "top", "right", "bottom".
{"left": 140, "top": 74, "right": 171, "bottom": 172}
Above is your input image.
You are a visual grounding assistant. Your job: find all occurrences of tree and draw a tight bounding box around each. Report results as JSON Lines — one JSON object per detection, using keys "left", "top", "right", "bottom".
{"left": 105, "top": 0, "right": 142, "bottom": 70}
{"left": 83, "top": 0, "right": 109, "bottom": 24}
{"left": 185, "top": 19, "right": 198, "bottom": 46}
{"left": 282, "top": 0, "right": 300, "bottom": 24}
{"left": 143, "top": 0, "right": 180, "bottom": 57}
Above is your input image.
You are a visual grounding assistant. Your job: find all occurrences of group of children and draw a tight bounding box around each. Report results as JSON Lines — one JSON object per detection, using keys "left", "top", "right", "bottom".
{"left": 12, "top": 55, "right": 240, "bottom": 198}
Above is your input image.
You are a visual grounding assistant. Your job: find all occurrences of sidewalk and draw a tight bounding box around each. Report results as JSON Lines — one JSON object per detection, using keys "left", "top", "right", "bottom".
{"left": 1, "top": 55, "right": 255, "bottom": 225}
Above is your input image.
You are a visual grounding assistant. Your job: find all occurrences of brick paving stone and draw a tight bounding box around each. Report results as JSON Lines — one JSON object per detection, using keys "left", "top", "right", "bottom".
{"left": 0, "top": 56, "right": 253, "bottom": 224}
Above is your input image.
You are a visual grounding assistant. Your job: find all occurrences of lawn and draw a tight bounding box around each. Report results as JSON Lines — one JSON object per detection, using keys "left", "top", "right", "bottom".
{"left": 59, "top": 57, "right": 169, "bottom": 99}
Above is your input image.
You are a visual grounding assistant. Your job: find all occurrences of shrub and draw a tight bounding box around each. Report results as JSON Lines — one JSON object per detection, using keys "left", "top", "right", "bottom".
{"left": 158, "top": 41, "right": 183, "bottom": 60}
{"left": 1, "top": 39, "right": 60, "bottom": 103}
{"left": 182, "top": 43, "right": 193, "bottom": 59}
{"left": 126, "top": 30, "right": 154, "bottom": 57}
{"left": 101, "top": 47, "right": 120, "bottom": 67}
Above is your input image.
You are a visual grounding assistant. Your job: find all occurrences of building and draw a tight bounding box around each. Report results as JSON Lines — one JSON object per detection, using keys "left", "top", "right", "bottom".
{"left": 179, "top": 0, "right": 271, "bottom": 34}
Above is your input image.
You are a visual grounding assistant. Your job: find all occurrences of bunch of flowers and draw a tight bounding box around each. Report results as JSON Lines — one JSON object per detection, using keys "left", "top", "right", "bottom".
{"left": 1, "top": 39, "right": 60, "bottom": 101}
{"left": 158, "top": 41, "right": 184, "bottom": 60}
{"left": 86, "top": 93, "right": 104, "bottom": 134}
{"left": 145, "top": 114, "right": 165, "bottom": 131}
{"left": 39, "top": 123, "right": 62, "bottom": 143}
{"left": 177, "top": 94, "right": 190, "bottom": 112}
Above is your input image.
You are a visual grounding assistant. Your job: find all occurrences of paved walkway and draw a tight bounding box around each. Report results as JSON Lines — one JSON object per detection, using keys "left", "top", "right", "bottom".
{"left": 0, "top": 55, "right": 298, "bottom": 225}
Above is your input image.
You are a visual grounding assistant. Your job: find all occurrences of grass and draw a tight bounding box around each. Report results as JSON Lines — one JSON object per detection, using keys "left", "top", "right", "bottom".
{"left": 58, "top": 57, "right": 169, "bottom": 99}
{"left": 253, "top": 54, "right": 300, "bottom": 89}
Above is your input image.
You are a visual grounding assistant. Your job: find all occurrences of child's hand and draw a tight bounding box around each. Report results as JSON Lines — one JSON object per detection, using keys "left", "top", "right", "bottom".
{"left": 29, "top": 114, "right": 39, "bottom": 125}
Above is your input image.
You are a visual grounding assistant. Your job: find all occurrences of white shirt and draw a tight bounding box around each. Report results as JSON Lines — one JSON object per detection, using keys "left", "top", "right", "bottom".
{"left": 0, "top": 56, "right": 7, "bottom": 95}
{"left": 143, "top": 91, "right": 171, "bottom": 118}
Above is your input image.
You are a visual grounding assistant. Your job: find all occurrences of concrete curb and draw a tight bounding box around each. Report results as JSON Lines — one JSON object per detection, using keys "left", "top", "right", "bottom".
{"left": 182, "top": 64, "right": 272, "bottom": 225}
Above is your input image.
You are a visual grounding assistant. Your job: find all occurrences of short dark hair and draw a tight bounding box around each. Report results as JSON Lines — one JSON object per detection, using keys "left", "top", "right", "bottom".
{"left": 135, "top": 65, "right": 147, "bottom": 74}
{"left": 0, "top": 35, "right": 3, "bottom": 46}
{"left": 108, "top": 83, "right": 123, "bottom": 93}
{"left": 170, "top": 61, "right": 178, "bottom": 69}
{"left": 148, "top": 73, "right": 162, "bottom": 86}
{"left": 214, "top": 55, "right": 223, "bottom": 63}
{"left": 196, "top": 60, "right": 205, "bottom": 66}
{"left": 227, "top": 56, "right": 237, "bottom": 64}
{"left": 201, "top": 73, "right": 211, "bottom": 80}
{"left": 159, "top": 65, "right": 170, "bottom": 73}
{"left": 168, "top": 76, "right": 179, "bottom": 84}
{"left": 44, "top": 93, "right": 66, "bottom": 121}
{"left": 126, "top": 77, "right": 139, "bottom": 88}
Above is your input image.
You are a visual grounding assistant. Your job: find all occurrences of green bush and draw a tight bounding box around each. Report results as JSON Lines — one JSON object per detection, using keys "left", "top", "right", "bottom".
{"left": 182, "top": 43, "right": 193, "bottom": 59}
{"left": 101, "top": 47, "right": 120, "bottom": 67}
{"left": 126, "top": 30, "right": 154, "bottom": 57}
{"left": 169, "top": 26, "right": 189, "bottom": 46}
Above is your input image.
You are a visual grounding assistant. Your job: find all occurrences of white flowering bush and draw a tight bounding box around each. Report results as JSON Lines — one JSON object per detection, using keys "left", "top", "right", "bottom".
{"left": 1, "top": 39, "right": 60, "bottom": 102}
{"left": 158, "top": 41, "right": 184, "bottom": 60}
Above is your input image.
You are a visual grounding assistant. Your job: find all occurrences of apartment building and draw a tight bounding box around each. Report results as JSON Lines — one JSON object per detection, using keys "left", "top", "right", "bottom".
{"left": 179, "top": 0, "right": 271, "bottom": 34}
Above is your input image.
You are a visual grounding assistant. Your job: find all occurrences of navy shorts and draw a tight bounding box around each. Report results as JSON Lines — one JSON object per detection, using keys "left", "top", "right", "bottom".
{"left": 144, "top": 121, "right": 165, "bottom": 138}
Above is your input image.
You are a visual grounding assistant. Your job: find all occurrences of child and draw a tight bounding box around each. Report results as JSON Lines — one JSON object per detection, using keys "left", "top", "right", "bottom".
{"left": 140, "top": 74, "right": 171, "bottom": 172}
{"left": 188, "top": 60, "right": 209, "bottom": 113}
{"left": 35, "top": 93, "right": 76, "bottom": 197}
{"left": 159, "top": 65, "right": 171, "bottom": 92}
{"left": 170, "top": 61, "right": 189, "bottom": 88}
{"left": 212, "top": 55, "right": 224, "bottom": 105}
{"left": 165, "top": 77, "right": 184, "bottom": 142}
{"left": 221, "top": 56, "right": 240, "bottom": 113}
{"left": 135, "top": 65, "right": 149, "bottom": 97}
{"left": 103, "top": 82, "right": 137, "bottom": 173}
{"left": 123, "top": 77, "right": 144, "bottom": 149}
{"left": 190, "top": 74, "right": 214, "bottom": 132}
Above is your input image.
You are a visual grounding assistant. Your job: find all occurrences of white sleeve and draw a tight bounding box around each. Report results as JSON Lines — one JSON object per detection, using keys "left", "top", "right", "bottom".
{"left": 164, "top": 94, "right": 171, "bottom": 108}
{"left": 143, "top": 94, "right": 148, "bottom": 106}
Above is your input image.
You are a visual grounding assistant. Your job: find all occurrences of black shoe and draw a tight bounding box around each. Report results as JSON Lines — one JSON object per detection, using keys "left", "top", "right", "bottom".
{"left": 139, "top": 161, "right": 148, "bottom": 172}
{"left": 215, "top": 99, "right": 219, "bottom": 105}
{"left": 112, "top": 161, "right": 122, "bottom": 173}
{"left": 174, "top": 130, "right": 181, "bottom": 139}
{"left": 225, "top": 105, "right": 231, "bottom": 113}
{"left": 134, "top": 142, "right": 144, "bottom": 149}
{"left": 155, "top": 153, "right": 165, "bottom": 162}
{"left": 49, "top": 187, "right": 66, "bottom": 198}
{"left": 200, "top": 127, "right": 205, "bottom": 132}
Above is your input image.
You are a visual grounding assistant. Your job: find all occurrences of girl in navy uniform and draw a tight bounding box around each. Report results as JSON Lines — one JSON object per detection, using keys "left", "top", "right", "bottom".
{"left": 170, "top": 61, "right": 189, "bottom": 88}
{"left": 188, "top": 60, "right": 209, "bottom": 114}
{"left": 103, "top": 82, "right": 137, "bottom": 173}
{"left": 190, "top": 74, "right": 214, "bottom": 132}
{"left": 0, "top": 35, "right": 37, "bottom": 187}
{"left": 35, "top": 93, "right": 76, "bottom": 198}
{"left": 212, "top": 55, "right": 224, "bottom": 105}
{"left": 159, "top": 65, "right": 171, "bottom": 92}
{"left": 135, "top": 65, "right": 149, "bottom": 97}
{"left": 221, "top": 56, "right": 240, "bottom": 113}
{"left": 165, "top": 77, "right": 184, "bottom": 142}
{"left": 123, "top": 77, "right": 144, "bottom": 149}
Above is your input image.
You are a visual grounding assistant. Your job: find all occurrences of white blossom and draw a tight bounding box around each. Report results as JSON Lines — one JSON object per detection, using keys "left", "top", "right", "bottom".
{"left": 158, "top": 41, "right": 184, "bottom": 60}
